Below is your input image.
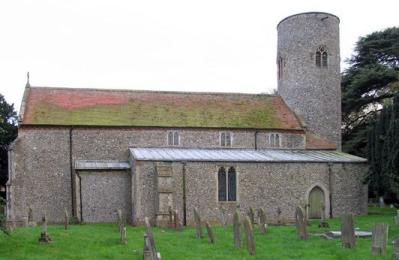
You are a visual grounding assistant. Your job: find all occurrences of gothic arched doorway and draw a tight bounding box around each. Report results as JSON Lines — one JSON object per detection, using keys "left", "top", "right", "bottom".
{"left": 308, "top": 186, "right": 324, "bottom": 219}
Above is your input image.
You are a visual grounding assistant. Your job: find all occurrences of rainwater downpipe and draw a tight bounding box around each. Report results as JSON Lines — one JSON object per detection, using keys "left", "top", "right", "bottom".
{"left": 328, "top": 162, "right": 333, "bottom": 218}
{"left": 69, "top": 127, "right": 75, "bottom": 217}
{"left": 182, "top": 161, "right": 187, "bottom": 226}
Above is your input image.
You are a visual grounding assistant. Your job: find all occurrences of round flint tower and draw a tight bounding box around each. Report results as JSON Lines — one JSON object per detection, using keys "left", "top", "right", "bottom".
{"left": 277, "top": 12, "right": 341, "bottom": 149}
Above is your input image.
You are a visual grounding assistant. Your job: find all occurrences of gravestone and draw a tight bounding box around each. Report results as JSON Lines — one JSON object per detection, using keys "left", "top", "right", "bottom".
{"left": 248, "top": 207, "right": 255, "bottom": 225}
{"left": 38, "top": 212, "right": 51, "bottom": 243}
{"left": 64, "top": 208, "right": 69, "bottom": 230}
{"left": 120, "top": 226, "right": 127, "bottom": 245}
{"left": 341, "top": 214, "right": 356, "bottom": 248}
{"left": 144, "top": 217, "right": 161, "bottom": 260}
{"left": 371, "top": 223, "right": 388, "bottom": 255}
{"left": 27, "top": 207, "right": 36, "bottom": 227}
{"left": 395, "top": 210, "right": 399, "bottom": 225}
{"left": 193, "top": 208, "right": 203, "bottom": 239}
{"left": 168, "top": 206, "right": 173, "bottom": 228}
{"left": 233, "top": 210, "right": 241, "bottom": 248}
{"left": 258, "top": 208, "right": 267, "bottom": 235}
{"left": 205, "top": 221, "right": 215, "bottom": 244}
{"left": 393, "top": 236, "right": 399, "bottom": 260}
{"left": 243, "top": 216, "right": 255, "bottom": 255}
{"left": 295, "top": 206, "right": 308, "bottom": 240}
{"left": 277, "top": 207, "right": 282, "bottom": 224}
{"left": 318, "top": 204, "right": 329, "bottom": 228}
{"left": 173, "top": 210, "right": 182, "bottom": 231}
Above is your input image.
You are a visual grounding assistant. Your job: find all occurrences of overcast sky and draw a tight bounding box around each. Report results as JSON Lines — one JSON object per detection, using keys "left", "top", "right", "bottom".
{"left": 0, "top": 0, "right": 398, "bottom": 112}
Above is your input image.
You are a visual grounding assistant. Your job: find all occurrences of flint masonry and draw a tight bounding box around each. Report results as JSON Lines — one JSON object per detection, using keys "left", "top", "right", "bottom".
{"left": 6, "top": 12, "right": 368, "bottom": 226}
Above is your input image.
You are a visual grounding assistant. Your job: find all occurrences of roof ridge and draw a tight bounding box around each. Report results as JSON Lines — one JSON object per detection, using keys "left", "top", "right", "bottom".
{"left": 29, "top": 86, "right": 278, "bottom": 97}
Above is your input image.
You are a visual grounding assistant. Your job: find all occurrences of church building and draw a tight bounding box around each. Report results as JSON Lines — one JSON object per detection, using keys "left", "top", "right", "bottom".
{"left": 6, "top": 12, "right": 368, "bottom": 226}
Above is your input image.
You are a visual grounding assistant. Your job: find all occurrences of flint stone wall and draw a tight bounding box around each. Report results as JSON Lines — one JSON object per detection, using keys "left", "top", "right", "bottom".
{"left": 134, "top": 160, "right": 368, "bottom": 225}
{"left": 79, "top": 170, "right": 131, "bottom": 223}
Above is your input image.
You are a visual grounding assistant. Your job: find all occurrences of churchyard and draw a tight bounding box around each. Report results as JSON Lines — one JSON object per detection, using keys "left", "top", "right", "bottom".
{"left": 0, "top": 207, "right": 398, "bottom": 259}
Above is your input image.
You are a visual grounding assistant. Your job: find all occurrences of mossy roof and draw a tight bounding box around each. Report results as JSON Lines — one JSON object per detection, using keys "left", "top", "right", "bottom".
{"left": 21, "top": 87, "right": 303, "bottom": 129}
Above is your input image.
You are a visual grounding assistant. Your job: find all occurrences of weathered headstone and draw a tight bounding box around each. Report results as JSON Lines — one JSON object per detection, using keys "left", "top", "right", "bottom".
{"left": 38, "top": 212, "right": 51, "bottom": 243}
{"left": 295, "top": 206, "right": 308, "bottom": 240}
{"left": 193, "top": 208, "right": 203, "bottom": 239}
{"left": 64, "top": 208, "right": 69, "bottom": 230}
{"left": 277, "top": 207, "right": 282, "bottom": 224}
{"left": 243, "top": 216, "right": 255, "bottom": 255}
{"left": 173, "top": 210, "right": 182, "bottom": 231}
{"left": 371, "top": 223, "right": 388, "bottom": 255}
{"left": 395, "top": 210, "right": 399, "bottom": 225}
{"left": 168, "top": 206, "right": 173, "bottom": 228}
{"left": 248, "top": 207, "right": 255, "bottom": 225}
{"left": 341, "top": 214, "right": 355, "bottom": 248}
{"left": 120, "top": 226, "right": 127, "bottom": 245}
{"left": 27, "top": 207, "right": 37, "bottom": 227}
{"left": 233, "top": 210, "right": 241, "bottom": 248}
{"left": 205, "top": 221, "right": 215, "bottom": 244}
{"left": 28, "top": 207, "right": 33, "bottom": 222}
{"left": 144, "top": 217, "right": 161, "bottom": 260}
{"left": 258, "top": 208, "right": 267, "bottom": 235}
{"left": 393, "top": 236, "right": 399, "bottom": 260}
{"left": 318, "top": 204, "right": 329, "bottom": 228}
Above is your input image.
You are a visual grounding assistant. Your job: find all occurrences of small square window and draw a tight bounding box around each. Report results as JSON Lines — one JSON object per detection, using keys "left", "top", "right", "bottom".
{"left": 167, "top": 131, "right": 179, "bottom": 146}
{"left": 220, "top": 132, "right": 232, "bottom": 147}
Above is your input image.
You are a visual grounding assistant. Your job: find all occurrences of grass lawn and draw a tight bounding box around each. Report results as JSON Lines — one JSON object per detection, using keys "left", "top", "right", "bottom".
{"left": 0, "top": 207, "right": 397, "bottom": 259}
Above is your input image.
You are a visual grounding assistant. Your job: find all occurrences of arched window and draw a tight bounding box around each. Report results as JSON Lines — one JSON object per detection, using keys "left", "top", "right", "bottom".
{"left": 218, "top": 167, "right": 237, "bottom": 201}
{"left": 269, "top": 133, "right": 280, "bottom": 148}
{"left": 228, "top": 167, "right": 237, "bottom": 201}
{"left": 220, "top": 132, "right": 232, "bottom": 147}
{"left": 316, "top": 46, "right": 328, "bottom": 68}
{"left": 218, "top": 167, "right": 227, "bottom": 201}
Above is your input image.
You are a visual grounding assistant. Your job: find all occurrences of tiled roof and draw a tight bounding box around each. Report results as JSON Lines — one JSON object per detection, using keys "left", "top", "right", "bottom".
{"left": 305, "top": 132, "right": 337, "bottom": 150}
{"left": 20, "top": 87, "right": 303, "bottom": 130}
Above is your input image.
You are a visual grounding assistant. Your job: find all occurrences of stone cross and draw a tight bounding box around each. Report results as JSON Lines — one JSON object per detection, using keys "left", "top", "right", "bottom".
{"left": 193, "top": 208, "right": 203, "bottom": 239}
{"left": 258, "top": 208, "right": 267, "bottom": 235}
{"left": 243, "top": 216, "right": 255, "bottom": 255}
{"left": 295, "top": 206, "right": 308, "bottom": 240}
{"left": 233, "top": 210, "right": 241, "bottom": 248}
{"left": 371, "top": 223, "right": 388, "bottom": 255}
{"left": 64, "top": 208, "right": 69, "bottom": 230}
{"left": 341, "top": 214, "right": 356, "bottom": 248}
{"left": 247, "top": 207, "right": 255, "bottom": 225}
{"left": 393, "top": 236, "right": 399, "bottom": 260}
{"left": 205, "top": 221, "right": 215, "bottom": 244}
{"left": 173, "top": 210, "right": 182, "bottom": 231}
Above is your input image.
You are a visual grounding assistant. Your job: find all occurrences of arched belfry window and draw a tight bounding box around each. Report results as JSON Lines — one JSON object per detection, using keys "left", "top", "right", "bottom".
{"left": 218, "top": 167, "right": 237, "bottom": 201}
{"left": 316, "top": 46, "right": 328, "bottom": 68}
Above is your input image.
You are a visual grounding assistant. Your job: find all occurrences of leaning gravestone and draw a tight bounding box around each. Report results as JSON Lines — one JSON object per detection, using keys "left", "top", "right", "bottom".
{"left": 295, "top": 206, "right": 308, "bottom": 240}
{"left": 193, "top": 208, "right": 203, "bottom": 239}
{"left": 205, "top": 221, "right": 215, "bottom": 244}
{"left": 243, "top": 216, "right": 255, "bottom": 255}
{"left": 248, "top": 207, "right": 255, "bottom": 225}
{"left": 120, "top": 226, "right": 127, "bottom": 245}
{"left": 341, "top": 214, "right": 356, "bottom": 248}
{"left": 144, "top": 217, "right": 161, "bottom": 260}
{"left": 371, "top": 223, "right": 388, "bottom": 255}
{"left": 64, "top": 208, "right": 69, "bottom": 230}
{"left": 38, "top": 212, "right": 51, "bottom": 243}
{"left": 393, "top": 236, "right": 399, "bottom": 260}
{"left": 319, "top": 204, "right": 329, "bottom": 228}
{"left": 258, "top": 208, "right": 267, "bottom": 235}
{"left": 233, "top": 210, "right": 241, "bottom": 248}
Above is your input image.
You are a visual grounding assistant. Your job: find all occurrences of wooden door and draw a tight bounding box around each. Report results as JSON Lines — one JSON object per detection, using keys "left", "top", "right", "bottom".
{"left": 309, "top": 186, "right": 324, "bottom": 219}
